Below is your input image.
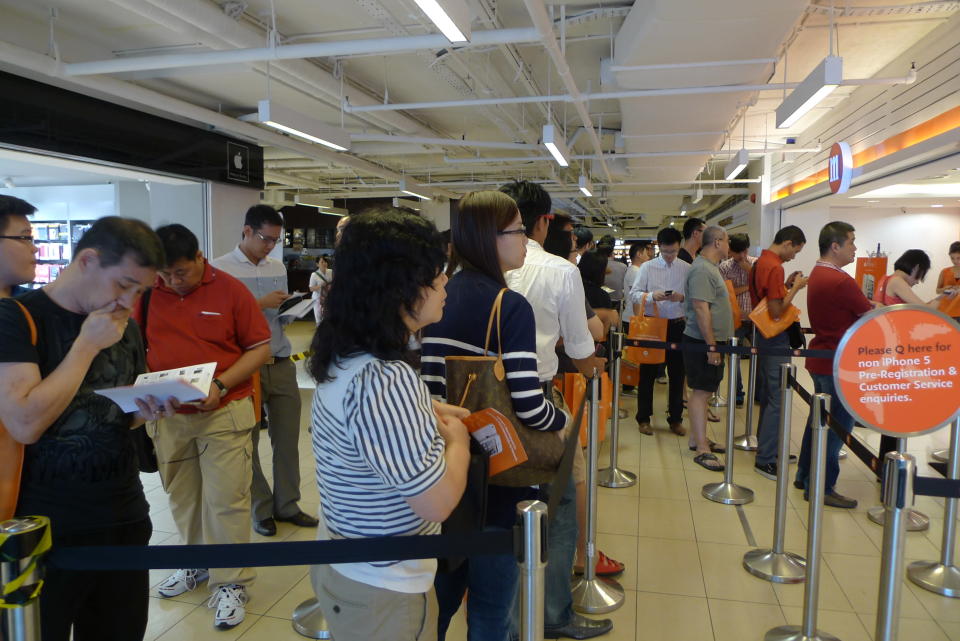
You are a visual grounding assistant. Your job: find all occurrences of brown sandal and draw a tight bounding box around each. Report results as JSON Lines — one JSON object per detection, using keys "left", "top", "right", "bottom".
{"left": 693, "top": 452, "right": 724, "bottom": 472}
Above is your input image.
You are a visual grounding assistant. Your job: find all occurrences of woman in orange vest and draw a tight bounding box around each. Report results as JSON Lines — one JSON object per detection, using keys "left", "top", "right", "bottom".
{"left": 936, "top": 241, "right": 960, "bottom": 294}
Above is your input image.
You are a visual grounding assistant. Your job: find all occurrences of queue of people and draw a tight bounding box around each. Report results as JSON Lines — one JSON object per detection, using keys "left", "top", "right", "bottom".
{"left": 1, "top": 188, "right": 958, "bottom": 641}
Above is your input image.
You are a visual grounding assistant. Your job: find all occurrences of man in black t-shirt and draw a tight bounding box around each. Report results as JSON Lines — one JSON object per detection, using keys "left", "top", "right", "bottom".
{"left": 0, "top": 217, "right": 168, "bottom": 641}
{"left": 678, "top": 217, "right": 705, "bottom": 264}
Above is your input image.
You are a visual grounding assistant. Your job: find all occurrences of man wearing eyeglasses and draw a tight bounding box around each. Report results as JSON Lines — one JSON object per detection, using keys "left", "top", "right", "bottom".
{"left": 212, "top": 205, "right": 318, "bottom": 538}
{"left": 0, "top": 195, "right": 40, "bottom": 298}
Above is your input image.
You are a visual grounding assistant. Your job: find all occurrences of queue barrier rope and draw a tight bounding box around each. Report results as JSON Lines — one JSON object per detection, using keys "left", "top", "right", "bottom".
{"left": 621, "top": 337, "right": 834, "bottom": 360}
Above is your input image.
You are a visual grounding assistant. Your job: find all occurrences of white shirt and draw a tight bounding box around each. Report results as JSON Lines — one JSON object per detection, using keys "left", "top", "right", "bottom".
{"left": 628, "top": 256, "right": 690, "bottom": 320}
{"left": 622, "top": 264, "right": 642, "bottom": 324}
{"left": 506, "top": 239, "right": 595, "bottom": 381}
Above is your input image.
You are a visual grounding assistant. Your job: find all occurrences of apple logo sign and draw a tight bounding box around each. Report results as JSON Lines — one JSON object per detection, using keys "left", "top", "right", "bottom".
{"left": 227, "top": 142, "right": 250, "bottom": 182}
{"left": 233, "top": 152, "right": 244, "bottom": 170}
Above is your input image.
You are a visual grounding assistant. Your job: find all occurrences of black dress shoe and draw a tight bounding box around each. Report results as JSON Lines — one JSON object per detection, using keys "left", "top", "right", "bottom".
{"left": 275, "top": 511, "right": 319, "bottom": 527}
{"left": 544, "top": 613, "right": 613, "bottom": 639}
{"left": 253, "top": 517, "right": 277, "bottom": 537}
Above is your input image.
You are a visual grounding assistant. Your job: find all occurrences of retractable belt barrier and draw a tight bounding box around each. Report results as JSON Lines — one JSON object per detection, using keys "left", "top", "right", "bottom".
{"left": 621, "top": 337, "right": 833, "bottom": 360}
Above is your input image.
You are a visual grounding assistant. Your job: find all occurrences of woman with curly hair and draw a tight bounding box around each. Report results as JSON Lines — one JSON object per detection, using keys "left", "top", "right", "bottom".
{"left": 308, "top": 207, "right": 470, "bottom": 641}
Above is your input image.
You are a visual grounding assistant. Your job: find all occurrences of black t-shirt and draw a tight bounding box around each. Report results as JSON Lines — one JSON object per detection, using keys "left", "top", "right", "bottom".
{"left": 583, "top": 282, "right": 613, "bottom": 311}
{"left": 0, "top": 290, "right": 148, "bottom": 535}
{"left": 678, "top": 248, "right": 694, "bottom": 264}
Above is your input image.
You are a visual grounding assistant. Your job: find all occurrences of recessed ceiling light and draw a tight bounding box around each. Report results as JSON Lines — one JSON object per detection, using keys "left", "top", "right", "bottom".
{"left": 931, "top": 204, "right": 944, "bottom": 208}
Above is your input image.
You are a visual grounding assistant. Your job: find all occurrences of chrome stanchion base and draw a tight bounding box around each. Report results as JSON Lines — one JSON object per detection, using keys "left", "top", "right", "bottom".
{"left": 571, "top": 575, "right": 625, "bottom": 614}
{"left": 733, "top": 433, "right": 759, "bottom": 451}
{"left": 292, "top": 597, "right": 333, "bottom": 639}
{"left": 838, "top": 449, "right": 847, "bottom": 460}
{"left": 597, "top": 466, "right": 637, "bottom": 488}
{"left": 931, "top": 448, "right": 949, "bottom": 463}
{"left": 867, "top": 505, "right": 930, "bottom": 532}
{"left": 743, "top": 548, "right": 807, "bottom": 584}
{"left": 764, "top": 624, "right": 840, "bottom": 641}
{"left": 710, "top": 393, "right": 727, "bottom": 407}
{"left": 907, "top": 561, "right": 960, "bottom": 597}
{"left": 702, "top": 481, "right": 755, "bottom": 505}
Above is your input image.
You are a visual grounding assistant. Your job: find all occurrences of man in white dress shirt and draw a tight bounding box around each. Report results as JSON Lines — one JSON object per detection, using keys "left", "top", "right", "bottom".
{"left": 501, "top": 181, "right": 612, "bottom": 640}
{"left": 628, "top": 227, "right": 690, "bottom": 436}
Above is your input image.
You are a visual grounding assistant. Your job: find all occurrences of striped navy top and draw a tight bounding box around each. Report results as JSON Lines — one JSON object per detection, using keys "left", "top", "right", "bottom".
{"left": 311, "top": 353, "right": 446, "bottom": 593}
{"left": 421, "top": 270, "right": 566, "bottom": 432}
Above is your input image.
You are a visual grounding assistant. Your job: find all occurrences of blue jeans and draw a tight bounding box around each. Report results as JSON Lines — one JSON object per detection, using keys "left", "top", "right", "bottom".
{"left": 435, "top": 531, "right": 519, "bottom": 641}
{"left": 755, "top": 332, "right": 791, "bottom": 466}
{"left": 795, "top": 373, "right": 855, "bottom": 493}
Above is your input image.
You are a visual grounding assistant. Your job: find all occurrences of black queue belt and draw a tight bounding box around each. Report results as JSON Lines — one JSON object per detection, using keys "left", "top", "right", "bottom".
{"left": 48, "top": 529, "right": 515, "bottom": 572}
{"left": 621, "top": 338, "right": 834, "bottom": 360}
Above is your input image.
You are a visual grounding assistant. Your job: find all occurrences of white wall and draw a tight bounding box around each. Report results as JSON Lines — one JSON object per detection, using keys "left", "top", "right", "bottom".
{"left": 1, "top": 184, "right": 114, "bottom": 221}
{"left": 146, "top": 182, "right": 208, "bottom": 252}
{"left": 209, "top": 182, "right": 261, "bottom": 259}
{"left": 781, "top": 205, "right": 960, "bottom": 324}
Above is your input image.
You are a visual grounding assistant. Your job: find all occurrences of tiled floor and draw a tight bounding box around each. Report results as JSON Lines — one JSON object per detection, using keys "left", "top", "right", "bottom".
{"left": 137, "top": 322, "right": 959, "bottom": 640}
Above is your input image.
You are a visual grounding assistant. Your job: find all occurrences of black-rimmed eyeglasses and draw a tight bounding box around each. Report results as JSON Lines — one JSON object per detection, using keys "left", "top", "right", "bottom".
{"left": 497, "top": 228, "right": 526, "bottom": 236}
{"left": 0, "top": 235, "right": 36, "bottom": 243}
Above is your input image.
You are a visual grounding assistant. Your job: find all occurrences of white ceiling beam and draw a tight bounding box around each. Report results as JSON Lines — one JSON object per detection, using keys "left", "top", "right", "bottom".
{"left": 62, "top": 28, "right": 540, "bottom": 76}
{"left": 349, "top": 134, "right": 538, "bottom": 150}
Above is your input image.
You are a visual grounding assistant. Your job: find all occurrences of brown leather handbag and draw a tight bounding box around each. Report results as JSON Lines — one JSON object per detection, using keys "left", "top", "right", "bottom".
{"left": 445, "top": 289, "right": 566, "bottom": 487}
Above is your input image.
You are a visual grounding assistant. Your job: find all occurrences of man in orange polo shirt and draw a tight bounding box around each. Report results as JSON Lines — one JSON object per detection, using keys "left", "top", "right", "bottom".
{"left": 750, "top": 226, "right": 807, "bottom": 482}
{"left": 133, "top": 224, "right": 271, "bottom": 630}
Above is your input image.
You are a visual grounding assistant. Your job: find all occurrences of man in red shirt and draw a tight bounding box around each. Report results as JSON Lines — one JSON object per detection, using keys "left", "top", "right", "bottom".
{"left": 795, "top": 221, "right": 873, "bottom": 508}
{"left": 750, "top": 226, "right": 807, "bottom": 481}
{"left": 133, "top": 224, "right": 271, "bottom": 629}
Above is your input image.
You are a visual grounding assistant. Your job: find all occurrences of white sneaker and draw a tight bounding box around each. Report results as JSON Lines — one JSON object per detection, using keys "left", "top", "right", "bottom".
{"left": 157, "top": 568, "right": 209, "bottom": 598}
{"left": 209, "top": 584, "right": 248, "bottom": 630}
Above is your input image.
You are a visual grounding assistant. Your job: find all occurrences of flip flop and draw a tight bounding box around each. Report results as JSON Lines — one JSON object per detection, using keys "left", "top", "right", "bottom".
{"left": 707, "top": 410, "right": 721, "bottom": 423}
{"left": 693, "top": 452, "right": 725, "bottom": 472}
{"left": 689, "top": 441, "right": 726, "bottom": 454}
{"left": 574, "top": 551, "right": 625, "bottom": 577}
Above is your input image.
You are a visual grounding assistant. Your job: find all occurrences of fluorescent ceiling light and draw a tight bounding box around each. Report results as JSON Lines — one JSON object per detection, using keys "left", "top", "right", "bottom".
{"left": 578, "top": 174, "right": 593, "bottom": 197}
{"left": 241, "top": 100, "right": 350, "bottom": 151}
{"left": 294, "top": 195, "right": 348, "bottom": 216}
{"left": 851, "top": 183, "right": 960, "bottom": 199}
{"left": 412, "top": 0, "right": 471, "bottom": 44}
{"left": 399, "top": 177, "right": 432, "bottom": 201}
{"left": 692, "top": 187, "right": 703, "bottom": 204}
{"left": 542, "top": 125, "right": 570, "bottom": 167}
{"left": 776, "top": 56, "right": 842, "bottom": 129}
{"left": 724, "top": 148, "right": 749, "bottom": 180}
{"left": 931, "top": 204, "right": 944, "bottom": 207}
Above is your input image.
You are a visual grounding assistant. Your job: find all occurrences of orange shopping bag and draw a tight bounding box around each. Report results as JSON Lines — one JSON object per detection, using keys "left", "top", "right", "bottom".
{"left": 748, "top": 298, "right": 800, "bottom": 339}
{"left": 626, "top": 293, "right": 667, "bottom": 365}
{"left": 725, "top": 279, "right": 742, "bottom": 330}
{"left": 559, "top": 373, "right": 609, "bottom": 448}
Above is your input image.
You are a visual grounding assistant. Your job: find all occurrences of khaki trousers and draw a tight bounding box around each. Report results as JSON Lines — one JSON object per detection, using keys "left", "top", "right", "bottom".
{"left": 148, "top": 398, "right": 257, "bottom": 589}
{"left": 311, "top": 564, "right": 438, "bottom": 641}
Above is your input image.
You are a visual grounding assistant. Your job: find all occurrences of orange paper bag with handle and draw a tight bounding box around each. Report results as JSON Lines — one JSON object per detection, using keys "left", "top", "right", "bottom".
{"left": 626, "top": 293, "right": 668, "bottom": 365}
{"left": 559, "top": 373, "right": 610, "bottom": 448}
{"left": 725, "top": 279, "right": 742, "bottom": 330}
{"left": 748, "top": 298, "right": 801, "bottom": 339}
{"left": 1, "top": 301, "right": 37, "bottom": 521}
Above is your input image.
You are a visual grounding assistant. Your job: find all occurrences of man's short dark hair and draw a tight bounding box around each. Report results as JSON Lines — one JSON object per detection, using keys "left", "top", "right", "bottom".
{"left": 629, "top": 240, "right": 652, "bottom": 260}
{"left": 499, "top": 180, "right": 551, "bottom": 235}
{"left": 596, "top": 234, "right": 616, "bottom": 258}
{"left": 0, "top": 195, "right": 36, "bottom": 235}
{"left": 949, "top": 241, "right": 960, "bottom": 255}
{"left": 573, "top": 226, "right": 593, "bottom": 250}
{"left": 155, "top": 224, "right": 200, "bottom": 266}
{"left": 682, "top": 217, "right": 705, "bottom": 240}
{"left": 657, "top": 226, "right": 683, "bottom": 247}
{"left": 773, "top": 225, "right": 806, "bottom": 246}
{"left": 893, "top": 249, "right": 932, "bottom": 282}
{"left": 74, "top": 216, "right": 165, "bottom": 268}
{"left": 818, "top": 221, "right": 855, "bottom": 256}
{"left": 728, "top": 233, "right": 750, "bottom": 254}
{"left": 244, "top": 204, "right": 284, "bottom": 229}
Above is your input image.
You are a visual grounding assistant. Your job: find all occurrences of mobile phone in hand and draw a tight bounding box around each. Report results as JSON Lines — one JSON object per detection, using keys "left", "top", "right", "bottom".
{"left": 664, "top": 290, "right": 673, "bottom": 296}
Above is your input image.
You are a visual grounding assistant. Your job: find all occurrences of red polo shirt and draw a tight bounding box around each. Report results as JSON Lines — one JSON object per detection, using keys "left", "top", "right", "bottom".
{"left": 750, "top": 249, "right": 787, "bottom": 306}
{"left": 806, "top": 262, "right": 873, "bottom": 375}
{"left": 132, "top": 261, "right": 270, "bottom": 410}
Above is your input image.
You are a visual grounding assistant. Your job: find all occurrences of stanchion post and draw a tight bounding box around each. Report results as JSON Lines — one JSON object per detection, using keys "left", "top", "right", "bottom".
{"left": 875, "top": 452, "right": 916, "bottom": 641}
{"left": 743, "top": 363, "right": 806, "bottom": 583}
{"left": 0, "top": 517, "right": 47, "bottom": 641}
{"left": 867, "top": 438, "right": 929, "bottom": 532}
{"left": 908, "top": 417, "right": 960, "bottom": 597}
{"left": 703, "top": 337, "right": 755, "bottom": 505}
{"left": 599, "top": 330, "right": 637, "bottom": 489}
{"left": 765, "top": 394, "right": 840, "bottom": 641}
{"left": 571, "top": 372, "right": 625, "bottom": 614}
{"left": 734, "top": 324, "right": 759, "bottom": 451}
{"left": 517, "top": 500, "right": 548, "bottom": 641}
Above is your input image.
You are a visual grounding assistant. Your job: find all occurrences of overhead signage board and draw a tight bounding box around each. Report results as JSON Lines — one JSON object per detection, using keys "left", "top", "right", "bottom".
{"left": 834, "top": 305, "right": 960, "bottom": 437}
{"left": 828, "top": 141, "right": 853, "bottom": 194}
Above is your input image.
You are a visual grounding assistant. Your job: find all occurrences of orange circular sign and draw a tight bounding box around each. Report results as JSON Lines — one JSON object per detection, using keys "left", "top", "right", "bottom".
{"left": 834, "top": 305, "right": 960, "bottom": 436}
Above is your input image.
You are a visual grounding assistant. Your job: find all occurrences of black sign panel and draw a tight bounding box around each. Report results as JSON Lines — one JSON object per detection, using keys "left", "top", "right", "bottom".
{"left": 0, "top": 71, "right": 264, "bottom": 188}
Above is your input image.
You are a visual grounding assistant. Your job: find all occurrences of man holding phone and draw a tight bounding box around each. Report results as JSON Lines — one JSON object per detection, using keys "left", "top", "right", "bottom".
{"left": 627, "top": 226, "right": 690, "bottom": 436}
{"left": 750, "top": 226, "right": 808, "bottom": 481}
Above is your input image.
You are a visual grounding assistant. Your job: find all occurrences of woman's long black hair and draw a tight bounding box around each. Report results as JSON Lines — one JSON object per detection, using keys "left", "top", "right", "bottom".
{"left": 308, "top": 207, "right": 446, "bottom": 382}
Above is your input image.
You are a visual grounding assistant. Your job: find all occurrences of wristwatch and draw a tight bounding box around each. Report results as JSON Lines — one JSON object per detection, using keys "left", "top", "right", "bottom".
{"left": 213, "top": 378, "right": 228, "bottom": 396}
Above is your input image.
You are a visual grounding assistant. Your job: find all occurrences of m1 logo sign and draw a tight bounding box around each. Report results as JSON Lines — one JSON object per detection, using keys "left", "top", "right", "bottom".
{"left": 828, "top": 141, "right": 853, "bottom": 194}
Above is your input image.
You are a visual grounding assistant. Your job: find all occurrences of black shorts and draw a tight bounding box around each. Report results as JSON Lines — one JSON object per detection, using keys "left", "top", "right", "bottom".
{"left": 682, "top": 335, "right": 726, "bottom": 392}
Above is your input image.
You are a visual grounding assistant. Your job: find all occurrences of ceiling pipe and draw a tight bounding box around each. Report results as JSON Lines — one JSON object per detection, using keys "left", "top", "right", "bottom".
{"left": 546, "top": 189, "right": 751, "bottom": 197}
{"left": 265, "top": 170, "right": 325, "bottom": 189}
{"left": 349, "top": 133, "right": 538, "bottom": 150}
{"left": 345, "top": 70, "right": 916, "bottom": 113}
{"left": 609, "top": 58, "right": 777, "bottom": 72}
{"left": 442, "top": 147, "right": 822, "bottom": 163}
{"left": 522, "top": 0, "right": 612, "bottom": 183}
{"left": 62, "top": 27, "right": 542, "bottom": 76}
{"left": 0, "top": 39, "right": 459, "bottom": 200}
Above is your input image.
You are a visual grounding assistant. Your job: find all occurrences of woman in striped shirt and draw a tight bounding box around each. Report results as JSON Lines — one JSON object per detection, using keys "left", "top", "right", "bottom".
{"left": 307, "top": 208, "right": 471, "bottom": 641}
{"left": 421, "top": 191, "right": 567, "bottom": 641}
